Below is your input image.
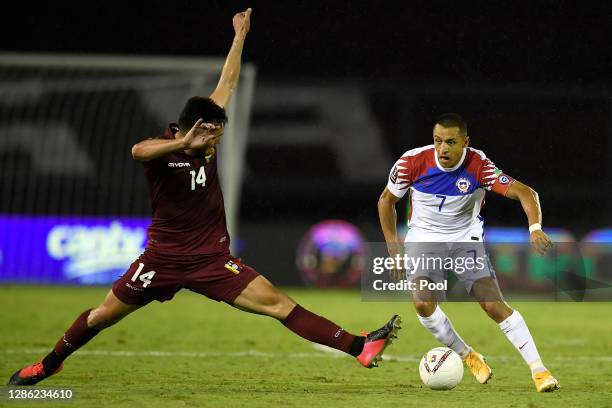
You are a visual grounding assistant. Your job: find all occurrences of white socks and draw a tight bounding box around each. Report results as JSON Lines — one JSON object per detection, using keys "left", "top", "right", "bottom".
{"left": 418, "top": 306, "right": 547, "bottom": 376}
{"left": 498, "top": 310, "right": 546, "bottom": 375}
{"left": 418, "top": 306, "right": 471, "bottom": 359}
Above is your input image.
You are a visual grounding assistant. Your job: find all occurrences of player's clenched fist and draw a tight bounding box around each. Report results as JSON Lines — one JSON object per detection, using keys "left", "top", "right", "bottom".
{"left": 233, "top": 8, "right": 252, "bottom": 37}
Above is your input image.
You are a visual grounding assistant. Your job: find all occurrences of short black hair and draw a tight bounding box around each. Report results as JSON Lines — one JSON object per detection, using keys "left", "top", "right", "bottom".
{"left": 435, "top": 113, "right": 467, "bottom": 136}
{"left": 178, "top": 96, "right": 228, "bottom": 132}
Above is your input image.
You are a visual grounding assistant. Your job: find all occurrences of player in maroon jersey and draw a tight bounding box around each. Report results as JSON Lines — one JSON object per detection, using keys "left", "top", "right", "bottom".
{"left": 8, "top": 8, "right": 401, "bottom": 386}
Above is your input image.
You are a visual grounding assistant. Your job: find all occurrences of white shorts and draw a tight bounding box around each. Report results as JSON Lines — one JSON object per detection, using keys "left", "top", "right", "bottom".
{"left": 403, "top": 223, "right": 485, "bottom": 244}
{"left": 402, "top": 240, "right": 496, "bottom": 294}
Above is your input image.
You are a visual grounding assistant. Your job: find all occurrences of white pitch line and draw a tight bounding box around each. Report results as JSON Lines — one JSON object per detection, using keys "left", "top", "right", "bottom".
{"left": 4, "top": 347, "right": 612, "bottom": 362}
{"left": 310, "top": 344, "right": 612, "bottom": 362}
{"left": 311, "top": 344, "right": 419, "bottom": 362}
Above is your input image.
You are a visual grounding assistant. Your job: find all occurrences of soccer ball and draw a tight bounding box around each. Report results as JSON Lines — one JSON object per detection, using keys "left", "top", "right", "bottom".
{"left": 419, "top": 347, "right": 464, "bottom": 390}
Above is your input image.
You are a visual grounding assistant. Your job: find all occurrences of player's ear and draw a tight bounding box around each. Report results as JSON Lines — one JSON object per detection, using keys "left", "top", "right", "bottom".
{"left": 464, "top": 135, "right": 470, "bottom": 147}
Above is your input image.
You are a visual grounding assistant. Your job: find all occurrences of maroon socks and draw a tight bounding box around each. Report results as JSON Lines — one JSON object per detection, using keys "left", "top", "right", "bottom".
{"left": 42, "top": 309, "right": 100, "bottom": 373}
{"left": 41, "top": 304, "right": 365, "bottom": 374}
{"left": 282, "top": 305, "right": 364, "bottom": 357}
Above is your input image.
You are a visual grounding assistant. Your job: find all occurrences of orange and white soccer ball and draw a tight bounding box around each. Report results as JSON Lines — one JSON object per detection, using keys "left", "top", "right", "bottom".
{"left": 419, "top": 347, "right": 464, "bottom": 390}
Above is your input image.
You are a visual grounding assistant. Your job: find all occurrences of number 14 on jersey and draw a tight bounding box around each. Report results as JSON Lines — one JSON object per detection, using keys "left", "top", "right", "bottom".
{"left": 190, "top": 166, "right": 206, "bottom": 190}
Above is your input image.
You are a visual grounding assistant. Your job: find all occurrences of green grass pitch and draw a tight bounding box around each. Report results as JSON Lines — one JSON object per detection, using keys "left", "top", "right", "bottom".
{"left": 1, "top": 285, "right": 611, "bottom": 407}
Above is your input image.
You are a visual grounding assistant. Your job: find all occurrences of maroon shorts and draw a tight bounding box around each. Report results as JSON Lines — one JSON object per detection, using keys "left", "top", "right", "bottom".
{"left": 112, "top": 250, "right": 260, "bottom": 306}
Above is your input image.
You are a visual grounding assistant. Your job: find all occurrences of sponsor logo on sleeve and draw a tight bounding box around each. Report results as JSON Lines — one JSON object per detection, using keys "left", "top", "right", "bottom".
{"left": 390, "top": 166, "right": 399, "bottom": 184}
{"left": 499, "top": 175, "right": 510, "bottom": 184}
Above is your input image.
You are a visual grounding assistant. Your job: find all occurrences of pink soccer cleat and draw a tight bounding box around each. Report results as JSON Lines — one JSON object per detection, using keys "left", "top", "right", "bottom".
{"left": 356, "top": 315, "right": 402, "bottom": 368}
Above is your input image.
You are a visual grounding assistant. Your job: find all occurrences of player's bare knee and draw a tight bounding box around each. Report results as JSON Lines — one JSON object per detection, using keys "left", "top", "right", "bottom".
{"left": 86, "top": 307, "right": 104, "bottom": 329}
{"left": 87, "top": 306, "right": 119, "bottom": 330}
{"left": 263, "top": 292, "right": 295, "bottom": 319}
{"left": 480, "top": 301, "right": 511, "bottom": 322}
{"left": 495, "top": 303, "right": 514, "bottom": 321}
{"left": 414, "top": 300, "right": 436, "bottom": 317}
{"left": 275, "top": 295, "right": 296, "bottom": 319}
{"left": 479, "top": 301, "right": 494, "bottom": 316}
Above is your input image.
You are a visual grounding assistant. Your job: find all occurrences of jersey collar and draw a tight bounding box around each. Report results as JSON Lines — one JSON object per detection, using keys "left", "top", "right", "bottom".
{"left": 434, "top": 147, "right": 467, "bottom": 172}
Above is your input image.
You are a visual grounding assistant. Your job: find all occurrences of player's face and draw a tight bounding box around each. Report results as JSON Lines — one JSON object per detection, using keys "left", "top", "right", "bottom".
{"left": 208, "top": 124, "right": 225, "bottom": 146}
{"left": 196, "top": 124, "right": 225, "bottom": 151}
{"left": 433, "top": 124, "right": 468, "bottom": 168}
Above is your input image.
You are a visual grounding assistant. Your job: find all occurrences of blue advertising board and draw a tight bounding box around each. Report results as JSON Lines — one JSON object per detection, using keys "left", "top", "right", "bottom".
{"left": 1, "top": 215, "right": 610, "bottom": 288}
{"left": 0, "top": 215, "right": 150, "bottom": 285}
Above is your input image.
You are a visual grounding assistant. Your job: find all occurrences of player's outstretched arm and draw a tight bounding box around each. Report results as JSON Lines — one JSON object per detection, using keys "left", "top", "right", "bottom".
{"left": 131, "top": 119, "right": 218, "bottom": 162}
{"left": 378, "top": 187, "right": 404, "bottom": 281}
{"left": 209, "top": 8, "right": 252, "bottom": 108}
{"left": 504, "top": 181, "right": 553, "bottom": 255}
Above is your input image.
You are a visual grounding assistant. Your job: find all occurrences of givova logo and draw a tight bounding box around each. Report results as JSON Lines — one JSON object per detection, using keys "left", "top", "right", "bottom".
{"left": 46, "top": 221, "right": 146, "bottom": 281}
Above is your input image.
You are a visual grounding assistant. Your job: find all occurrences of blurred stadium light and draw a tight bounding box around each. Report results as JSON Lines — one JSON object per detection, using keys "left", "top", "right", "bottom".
{"left": 0, "top": 53, "right": 609, "bottom": 289}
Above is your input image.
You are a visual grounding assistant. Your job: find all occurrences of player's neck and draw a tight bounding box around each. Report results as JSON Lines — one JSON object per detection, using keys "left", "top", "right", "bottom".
{"left": 436, "top": 148, "right": 467, "bottom": 171}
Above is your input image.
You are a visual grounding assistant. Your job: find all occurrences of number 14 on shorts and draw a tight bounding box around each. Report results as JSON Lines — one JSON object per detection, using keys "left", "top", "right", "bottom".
{"left": 131, "top": 263, "right": 156, "bottom": 288}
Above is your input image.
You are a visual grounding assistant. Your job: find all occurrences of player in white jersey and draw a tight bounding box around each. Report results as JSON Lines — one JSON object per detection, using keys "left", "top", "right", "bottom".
{"left": 377, "top": 113, "right": 559, "bottom": 392}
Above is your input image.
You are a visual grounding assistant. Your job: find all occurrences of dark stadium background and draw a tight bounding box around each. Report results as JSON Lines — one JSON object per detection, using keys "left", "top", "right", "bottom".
{"left": 2, "top": 0, "right": 611, "bottom": 284}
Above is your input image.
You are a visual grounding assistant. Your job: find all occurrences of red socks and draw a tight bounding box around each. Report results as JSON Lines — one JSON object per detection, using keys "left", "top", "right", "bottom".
{"left": 282, "top": 305, "right": 362, "bottom": 356}
{"left": 42, "top": 304, "right": 363, "bottom": 374}
{"left": 43, "top": 309, "right": 100, "bottom": 372}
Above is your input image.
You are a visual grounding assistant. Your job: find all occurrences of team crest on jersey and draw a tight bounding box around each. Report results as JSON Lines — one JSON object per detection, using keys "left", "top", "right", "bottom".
{"left": 204, "top": 147, "right": 216, "bottom": 164}
{"left": 224, "top": 259, "right": 242, "bottom": 274}
{"left": 455, "top": 177, "right": 471, "bottom": 193}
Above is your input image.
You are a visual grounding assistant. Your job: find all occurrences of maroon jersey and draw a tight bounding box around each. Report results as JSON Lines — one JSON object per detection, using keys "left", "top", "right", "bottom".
{"left": 143, "top": 123, "right": 230, "bottom": 256}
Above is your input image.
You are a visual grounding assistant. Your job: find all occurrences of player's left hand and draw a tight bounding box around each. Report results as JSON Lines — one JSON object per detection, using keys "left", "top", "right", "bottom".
{"left": 183, "top": 119, "right": 222, "bottom": 150}
{"left": 390, "top": 266, "right": 405, "bottom": 283}
{"left": 387, "top": 242, "right": 405, "bottom": 283}
{"left": 233, "top": 8, "right": 252, "bottom": 37}
{"left": 192, "top": 125, "right": 222, "bottom": 149}
{"left": 530, "top": 230, "right": 553, "bottom": 255}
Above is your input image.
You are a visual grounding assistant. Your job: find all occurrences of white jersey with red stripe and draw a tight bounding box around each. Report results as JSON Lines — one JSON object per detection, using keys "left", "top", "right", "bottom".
{"left": 386, "top": 145, "right": 515, "bottom": 242}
